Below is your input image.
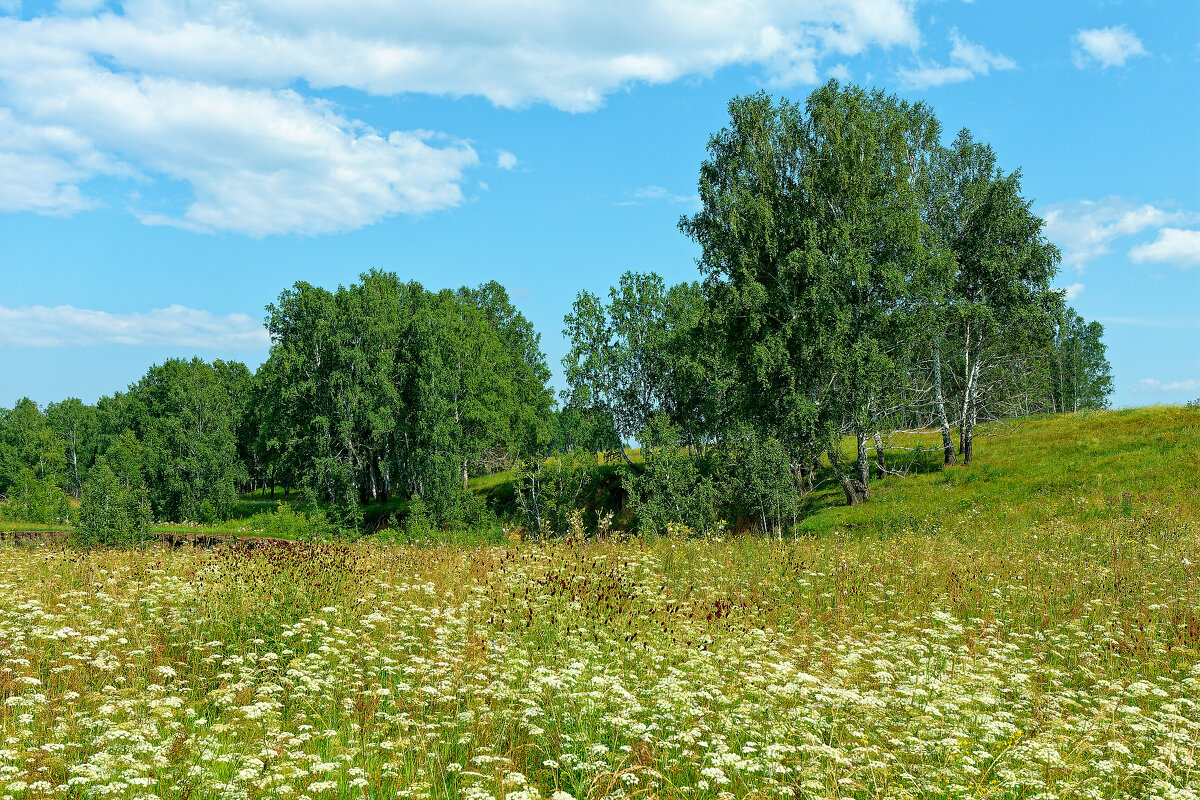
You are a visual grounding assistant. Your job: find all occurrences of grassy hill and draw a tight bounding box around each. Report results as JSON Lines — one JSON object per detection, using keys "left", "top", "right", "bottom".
{"left": 794, "top": 405, "right": 1200, "bottom": 536}
{"left": 465, "top": 405, "right": 1200, "bottom": 540}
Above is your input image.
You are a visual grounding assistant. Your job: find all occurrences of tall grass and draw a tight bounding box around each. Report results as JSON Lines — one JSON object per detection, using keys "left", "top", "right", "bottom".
{"left": 0, "top": 407, "right": 1197, "bottom": 799}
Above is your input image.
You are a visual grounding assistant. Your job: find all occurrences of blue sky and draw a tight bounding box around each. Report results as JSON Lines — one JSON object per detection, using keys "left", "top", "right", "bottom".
{"left": 1, "top": 0, "right": 1197, "bottom": 409}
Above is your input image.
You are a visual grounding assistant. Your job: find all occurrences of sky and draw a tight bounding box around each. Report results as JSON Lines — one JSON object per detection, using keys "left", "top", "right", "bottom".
{"left": 0, "top": 0, "right": 1197, "bottom": 410}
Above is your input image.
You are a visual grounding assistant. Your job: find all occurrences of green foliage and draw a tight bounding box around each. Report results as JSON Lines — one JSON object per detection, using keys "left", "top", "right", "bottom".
{"left": 1050, "top": 307, "right": 1113, "bottom": 412}
{"left": 625, "top": 414, "right": 716, "bottom": 536}
{"left": 0, "top": 468, "right": 73, "bottom": 525}
{"left": 122, "top": 358, "right": 248, "bottom": 522}
{"left": 562, "top": 272, "right": 707, "bottom": 460}
{"left": 680, "top": 83, "right": 943, "bottom": 504}
{"left": 43, "top": 397, "right": 100, "bottom": 497}
{"left": 73, "top": 461, "right": 152, "bottom": 548}
{"left": 512, "top": 451, "right": 596, "bottom": 539}
{"left": 0, "top": 397, "right": 66, "bottom": 492}
{"left": 260, "top": 271, "right": 553, "bottom": 526}
{"left": 927, "top": 129, "right": 1064, "bottom": 462}
{"left": 403, "top": 496, "right": 435, "bottom": 540}
{"left": 238, "top": 503, "right": 338, "bottom": 541}
{"left": 547, "top": 405, "right": 620, "bottom": 456}
{"left": 715, "top": 426, "right": 798, "bottom": 536}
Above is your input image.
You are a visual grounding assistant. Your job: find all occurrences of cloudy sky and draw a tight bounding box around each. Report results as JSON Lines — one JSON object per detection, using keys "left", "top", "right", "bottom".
{"left": 1, "top": 0, "right": 1197, "bottom": 408}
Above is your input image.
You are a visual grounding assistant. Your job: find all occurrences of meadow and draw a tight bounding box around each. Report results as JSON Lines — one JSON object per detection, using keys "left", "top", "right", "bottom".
{"left": 1, "top": 407, "right": 1199, "bottom": 800}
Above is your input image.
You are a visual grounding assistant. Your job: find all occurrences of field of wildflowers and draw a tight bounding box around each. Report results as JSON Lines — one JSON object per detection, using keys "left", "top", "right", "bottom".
{"left": 1, "top": 408, "right": 1199, "bottom": 800}
{"left": 1, "top": 506, "right": 1199, "bottom": 800}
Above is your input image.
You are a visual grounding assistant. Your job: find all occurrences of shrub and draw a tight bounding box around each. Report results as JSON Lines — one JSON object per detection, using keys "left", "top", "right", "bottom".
{"left": 512, "top": 451, "right": 595, "bottom": 539}
{"left": 74, "top": 462, "right": 152, "bottom": 548}
{"left": 403, "top": 496, "right": 435, "bottom": 541}
{"left": 237, "top": 503, "right": 338, "bottom": 541}
{"left": 625, "top": 414, "right": 717, "bottom": 536}
{"left": 715, "top": 425, "right": 798, "bottom": 536}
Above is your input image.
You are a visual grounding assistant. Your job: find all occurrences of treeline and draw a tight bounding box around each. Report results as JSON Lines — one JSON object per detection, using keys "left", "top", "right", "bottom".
{"left": 0, "top": 81, "right": 1113, "bottom": 537}
{"left": 0, "top": 279, "right": 553, "bottom": 531}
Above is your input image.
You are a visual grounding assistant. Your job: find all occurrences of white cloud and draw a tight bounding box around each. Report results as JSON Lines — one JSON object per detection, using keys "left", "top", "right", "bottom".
{"left": 0, "top": 55, "right": 479, "bottom": 234}
{"left": 1040, "top": 197, "right": 1200, "bottom": 270}
{"left": 0, "top": 304, "right": 270, "bottom": 348}
{"left": 1063, "top": 282, "right": 1085, "bottom": 301}
{"left": 898, "top": 27, "right": 1015, "bottom": 89}
{"left": 1128, "top": 228, "right": 1200, "bottom": 270}
{"left": 618, "top": 185, "right": 697, "bottom": 206}
{"left": 1135, "top": 378, "right": 1199, "bottom": 394}
{"left": 0, "top": 108, "right": 115, "bottom": 215}
{"left": 496, "top": 150, "right": 518, "bottom": 170}
{"left": 1073, "top": 25, "right": 1147, "bottom": 69}
{"left": 0, "top": 1, "right": 921, "bottom": 111}
{"left": 0, "top": 0, "right": 924, "bottom": 234}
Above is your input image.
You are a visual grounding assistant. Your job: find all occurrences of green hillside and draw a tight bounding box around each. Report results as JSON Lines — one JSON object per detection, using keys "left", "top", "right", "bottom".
{"left": 465, "top": 405, "right": 1200, "bottom": 540}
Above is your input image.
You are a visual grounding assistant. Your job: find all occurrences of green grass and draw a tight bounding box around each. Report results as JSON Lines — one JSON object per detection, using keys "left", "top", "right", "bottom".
{"left": 0, "top": 406, "right": 1198, "bottom": 797}
{"left": 792, "top": 406, "right": 1200, "bottom": 536}
{"left": 5, "top": 406, "right": 1198, "bottom": 542}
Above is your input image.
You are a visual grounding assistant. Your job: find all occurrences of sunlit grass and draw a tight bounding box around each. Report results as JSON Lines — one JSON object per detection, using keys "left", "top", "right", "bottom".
{"left": 2, "top": 507, "right": 1199, "bottom": 798}
{"left": 1, "top": 406, "right": 1198, "bottom": 798}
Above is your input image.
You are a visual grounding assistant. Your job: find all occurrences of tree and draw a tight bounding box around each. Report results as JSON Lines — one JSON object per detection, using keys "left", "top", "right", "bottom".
{"left": 75, "top": 460, "right": 152, "bottom": 548}
{"left": 681, "top": 82, "right": 941, "bottom": 504}
{"left": 926, "top": 130, "right": 1061, "bottom": 463}
{"left": 45, "top": 398, "right": 99, "bottom": 497}
{"left": 125, "top": 358, "right": 248, "bottom": 522}
{"left": 1, "top": 468, "right": 72, "bottom": 525}
{"left": 1050, "top": 306, "right": 1113, "bottom": 412}
{"left": 260, "top": 271, "right": 554, "bottom": 526}
{"left": 0, "top": 398, "right": 65, "bottom": 489}
{"left": 562, "top": 272, "right": 705, "bottom": 464}
{"left": 626, "top": 414, "right": 716, "bottom": 536}
{"left": 715, "top": 425, "right": 797, "bottom": 536}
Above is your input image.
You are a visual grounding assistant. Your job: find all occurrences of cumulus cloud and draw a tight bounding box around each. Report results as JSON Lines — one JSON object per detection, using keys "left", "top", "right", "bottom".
{"left": 1128, "top": 228, "right": 1200, "bottom": 270}
{"left": 1040, "top": 197, "right": 1200, "bottom": 270}
{"left": 496, "top": 150, "right": 518, "bottom": 170}
{"left": 0, "top": 108, "right": 112, "bottom": 215}
{"left": 0, "top": 304, "right": 270, "bottom": 348}
{"left": 1072, "top": 25, "right": 1147, "bottom": 69}
{"left": 0, "top": 0, "right": 925, "bottom": 234}
{"left": 0, "top": 1, "right": 921, "bottom": 111}
{"left": 0, "top": 54, "right": 479, "bottom": 234}
{"left": 1135, "top": 378, "right": 1199, "bottom": 394}
{"left": 897, "top": 28, "right": 1015, "bottom": 88}
{"left": 1063, "top": 282, "right": 1085, "bottom": 301}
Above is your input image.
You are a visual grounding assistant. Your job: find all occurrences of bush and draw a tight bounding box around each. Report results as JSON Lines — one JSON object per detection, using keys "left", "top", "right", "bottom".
{"left": 237, "top": 503, "right": 339, "bottom": 541}
{"left": 0, "top": 468, "right": 73, "bottom": 526}
{"left": 625, "top": 414, "right": 717, "bottom": 536}
{"left": 74, "top": 462, "right": 152, "bottom": 548}
{"left": 715, "top": 426, "right": 798, "bottom": 536}
{"left": 512, "top": 451, "right": 595, "bottom": 539}
{"left": 403, "top": 496, "right": 435, "bottom": 541}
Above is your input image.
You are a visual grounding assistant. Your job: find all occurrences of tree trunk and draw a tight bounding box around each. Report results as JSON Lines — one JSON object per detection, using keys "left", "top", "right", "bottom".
{"left": 830, "top": 433, "right": 870, "bottom": 506}
{"left": 873, "top": 431, "right": 887, "bottom": 478}
{"left": 963, "top": 360, "right": 980, "bottom": 465}
{"left": 933, "top": 336, "right": 957, "bottom": 466}
{"left": 856, "top": 430, "right": 870, "bottom": 501}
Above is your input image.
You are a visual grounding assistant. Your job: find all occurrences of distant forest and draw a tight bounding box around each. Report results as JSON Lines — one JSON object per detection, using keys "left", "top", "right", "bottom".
{"left": 0, "top": 82, "right": 1113, "bottom": 536}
